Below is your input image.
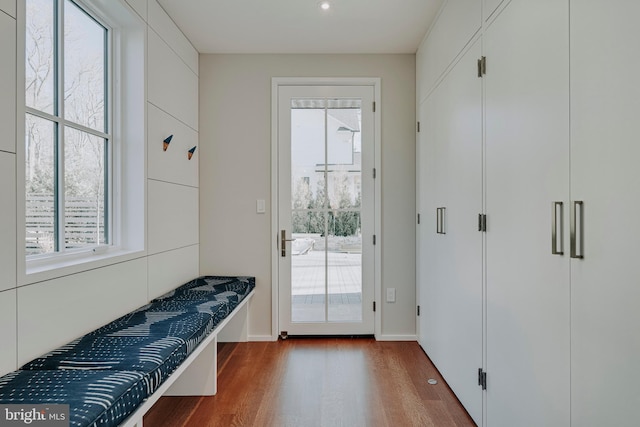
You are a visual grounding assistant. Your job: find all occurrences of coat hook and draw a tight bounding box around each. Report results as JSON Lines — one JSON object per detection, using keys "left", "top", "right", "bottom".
{"left": 163, "top": 135, "right": 173, "bottom": 151}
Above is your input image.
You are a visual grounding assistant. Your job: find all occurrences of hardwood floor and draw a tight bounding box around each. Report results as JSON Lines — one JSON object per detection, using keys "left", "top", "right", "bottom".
{"left": 144, "top": 339, "right": 476, "bottom": 427}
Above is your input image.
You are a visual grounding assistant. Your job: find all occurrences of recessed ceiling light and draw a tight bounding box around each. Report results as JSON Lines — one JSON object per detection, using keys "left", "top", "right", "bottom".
{"left": 320, "top": 1, "right": 331, "bottom": 11}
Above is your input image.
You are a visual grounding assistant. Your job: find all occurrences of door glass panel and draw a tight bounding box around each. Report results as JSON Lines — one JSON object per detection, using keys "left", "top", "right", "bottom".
{"left": 328, "top": 211, "right": 362, "bottom": 322}
{"left": 290, "top": 98, "right": 363, "bottom": 324}
{"left": 291, "top": 218, "right": 326, "bottom": 323}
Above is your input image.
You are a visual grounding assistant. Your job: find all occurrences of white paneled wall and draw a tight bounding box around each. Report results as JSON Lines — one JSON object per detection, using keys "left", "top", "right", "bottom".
{"left": 0, "top": 290, "right": 17, "bottom": 374}
{"left": 146, "top": 0, "right": 200, "bottom": 289}
{"left": 148, "top": 28, "right": 198, "bottom": 130}
{"left": 148, "top": 245, "right": 199, "bottom": 300}
{"left": 148, "top": 0, "right": 198, "bottom": 75}
{"left": 0, "top": 0, "right": 199, "bottom": 378}
{"left": 125, "top": 0, "right": 146, "bottom": 20}
{"left": 0, "top": 1, "right": 17, "bottom": 379}
{"left": 17, "top": 258, "right": 148, "bottom": 365}
{"left": 0, "top": 154, "right": 16, "bottom": 292}
{"left": 0, "top": 0, "right": 15, "bottom": 18}
{"left": 148, "top": 180, "right": 199, "bottom": 254}
{"left": 148, "top": 103, "right": 199, "bottom": 187}
{"left": 0, "top": 10, "right": 15, "bottom": 153}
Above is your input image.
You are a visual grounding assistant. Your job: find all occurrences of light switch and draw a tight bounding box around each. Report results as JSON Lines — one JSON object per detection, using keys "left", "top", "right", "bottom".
{"left": 386, "top": 288, "right": 396, "bottom": 303}
{"left": 256, "top": 199, "right": 266, "bottom": 214}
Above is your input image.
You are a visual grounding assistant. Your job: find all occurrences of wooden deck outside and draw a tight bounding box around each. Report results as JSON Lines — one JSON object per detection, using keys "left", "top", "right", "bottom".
{"left": 291, "top": 250, "right": 363, "bottom": 322}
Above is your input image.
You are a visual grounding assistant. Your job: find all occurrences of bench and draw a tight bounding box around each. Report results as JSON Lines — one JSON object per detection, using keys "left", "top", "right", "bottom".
{"left": 0, "top": 275, "right": 255, "bottom": 427}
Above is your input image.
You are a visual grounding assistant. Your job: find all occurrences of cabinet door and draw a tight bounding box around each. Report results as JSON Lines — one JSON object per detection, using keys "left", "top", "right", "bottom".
{"left": 484, "top": 0, "right": 504, "bottom": 22}
{"left": 570, "top": 2, "right": 640, "bottom": 425}
{"left": 417, "top": 41, "right": 483, "bottom": 425}
{"left": 484, "top": 0, "right": 570, "bottom": 425}
{"left": 417, "top": 92, "right": 438, "bottom": 351}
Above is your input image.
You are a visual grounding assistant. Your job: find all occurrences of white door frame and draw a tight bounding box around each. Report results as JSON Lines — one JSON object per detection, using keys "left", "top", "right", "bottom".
{"left": 271, "top": 77, "right": 381, "bottom": 340}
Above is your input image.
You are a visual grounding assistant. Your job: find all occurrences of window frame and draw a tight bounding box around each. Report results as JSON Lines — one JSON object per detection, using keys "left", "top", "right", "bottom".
{"left": 18, "top": 0, "right": 147, "bottom": 283}
{"left": 25, "top": 0, "right": 113, "bottom": 260}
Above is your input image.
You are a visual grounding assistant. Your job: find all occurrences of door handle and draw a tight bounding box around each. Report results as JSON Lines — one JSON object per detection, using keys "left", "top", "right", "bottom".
{"left": 552, "top": 202, "right": 564, "bottom": 255}
{"left": 570, "top": 201, "right": 584, "bottom": 259}
{"left": 281, "top": 229, "right": 296, "bottom": 257}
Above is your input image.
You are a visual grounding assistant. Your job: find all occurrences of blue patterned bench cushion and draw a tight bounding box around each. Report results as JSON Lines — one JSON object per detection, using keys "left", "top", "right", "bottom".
{"left": 20, "top": 336, "right": 186, "bottom": 394}
{"left": 20, "top": 310, "right": 220, "bottom": 394}
{"left": 0, "top": 370, "right": 149, "bottom": 427}
{"left": 88, "top": 310, "right": 216, "bottom": 347}
{"left": 153, "top": 276, "right": 255, "bottom": 312}
{"left": 0, "top": 276, "right": 255, "bottom": 427}
{"left": 140, "top": 298, "right": 231, "bottom": 327}
{"left": 162, "top": 276, "right": 246, "bottom": 295}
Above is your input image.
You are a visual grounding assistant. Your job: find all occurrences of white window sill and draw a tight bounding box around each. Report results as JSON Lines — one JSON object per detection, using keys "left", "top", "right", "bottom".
{"left": 22, "top": 247, "right": 146, "bottom": 286}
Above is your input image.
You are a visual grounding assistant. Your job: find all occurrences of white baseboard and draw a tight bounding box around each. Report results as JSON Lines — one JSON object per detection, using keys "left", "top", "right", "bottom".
{"left": 248, "top": 334, "right": 278, "bottom": 342}
{"left": 375, "top": 334, "right": 417, "bottom": 342}
{"left": 247, "top": 334, "right": 416, "bottom": 342}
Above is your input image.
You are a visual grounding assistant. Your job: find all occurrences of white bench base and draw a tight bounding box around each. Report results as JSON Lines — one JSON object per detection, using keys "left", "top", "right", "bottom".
{"left": 120, "top": 291, "right": 254, "bottom": 427}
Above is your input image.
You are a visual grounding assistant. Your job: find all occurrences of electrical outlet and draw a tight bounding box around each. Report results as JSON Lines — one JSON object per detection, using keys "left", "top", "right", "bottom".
{"left": 386, "top": 288, "right": 396, "bottom": 303}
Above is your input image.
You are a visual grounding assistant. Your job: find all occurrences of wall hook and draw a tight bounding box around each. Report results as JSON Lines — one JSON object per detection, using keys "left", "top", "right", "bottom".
{"left": 188, "top": 146, "right": 197, "bottom": 160}
{"left": 163, "top": 135, "right": 173, "bottom": 151}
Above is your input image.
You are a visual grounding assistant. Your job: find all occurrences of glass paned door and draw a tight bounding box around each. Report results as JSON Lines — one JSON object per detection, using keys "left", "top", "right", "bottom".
{"left": 278, "top": 85, "right": 375, "bottom": 336}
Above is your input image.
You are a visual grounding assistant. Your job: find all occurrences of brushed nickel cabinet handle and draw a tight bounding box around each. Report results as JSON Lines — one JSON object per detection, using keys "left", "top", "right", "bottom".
{"left": 436, "top": 207, "right": 446, "bottom": 235}
{"left": 570, "top": 201, "right": 584, "bottom": 259}
{"left": 552, "top": 202, "right": 564, "bottom": 255}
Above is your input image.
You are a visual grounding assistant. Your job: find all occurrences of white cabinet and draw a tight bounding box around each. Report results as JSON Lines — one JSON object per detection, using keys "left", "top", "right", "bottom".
{"left": 416, "top": 0, "right": 481, "bottom": 103}
{"left": 484, "top": 0, "right": 570, "bottom": 425}
{"left": 570, "top": 1, "right": 640, "bottom": 425}
{"left": 417, "top": 40, "right": 483, "bottom": 424}
{"left": 419, "top": 0, "right": 640, "bottom": 425}
{"left": 483, "top": 0, "right": 505, "bottom": 22}
{"left": 417, "top": 86, "right": 438, "bottom": 353}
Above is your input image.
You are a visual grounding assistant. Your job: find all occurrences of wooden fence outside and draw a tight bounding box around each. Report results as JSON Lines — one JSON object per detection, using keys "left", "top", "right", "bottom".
{"left": 26, "top": 194, "right": 105, "bottom": 255}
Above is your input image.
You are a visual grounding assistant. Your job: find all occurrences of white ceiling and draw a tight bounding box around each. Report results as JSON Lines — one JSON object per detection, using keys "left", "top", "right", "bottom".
{"left": 156, "top": 0, "right": 444, "bottom": 54}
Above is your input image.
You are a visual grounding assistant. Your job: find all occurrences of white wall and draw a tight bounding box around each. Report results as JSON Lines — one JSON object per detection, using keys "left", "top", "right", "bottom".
{"left": 0, "top": 0, "right": 199, "bottom": 375}
{"left": 0, "top": 1, "right": 17, "bottom": 377}
{"left": 146, "top": 0, "right": 200, "bottom": 301}
{"left": 199, "top": 54, "right": 417, "bottom": 339}
{"left": 0, "top": 0, "right": 14, "bottom": 18}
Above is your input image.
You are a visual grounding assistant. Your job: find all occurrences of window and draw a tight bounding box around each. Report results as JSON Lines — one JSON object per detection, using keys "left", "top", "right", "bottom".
{"left": 21, "top": 0, "right": 145, "bottom": 280}
{"left": 25, "top": 0, "right": 111, "bottom": 257}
